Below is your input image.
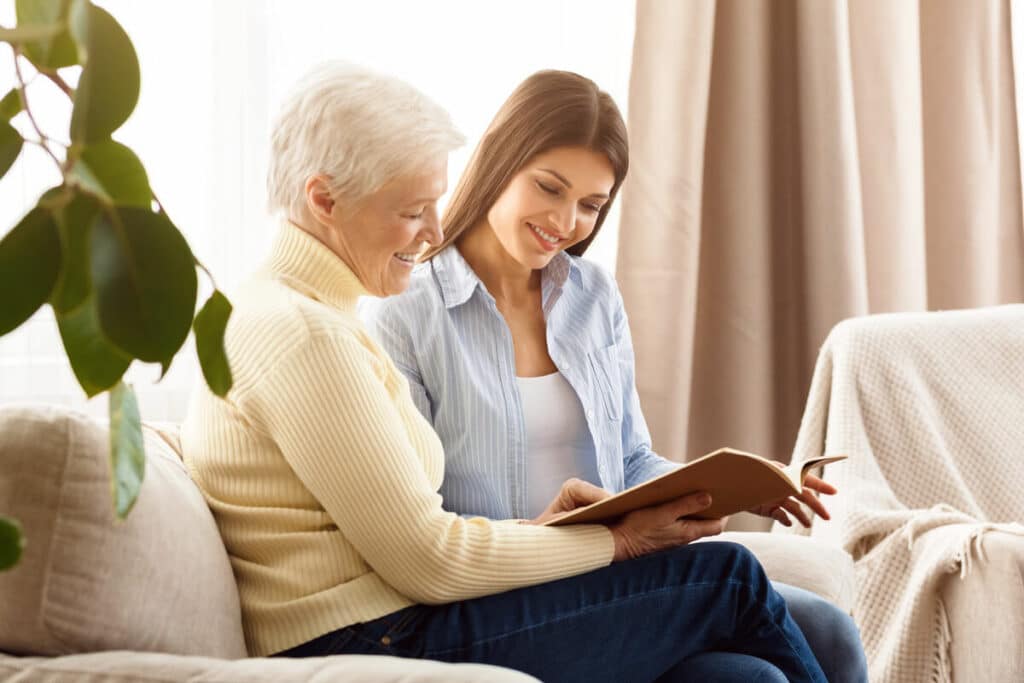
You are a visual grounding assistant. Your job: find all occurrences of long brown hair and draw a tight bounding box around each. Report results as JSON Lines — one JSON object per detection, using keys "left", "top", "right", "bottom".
{"left": 423, "top": 70, "right": 629, "bottom": 260}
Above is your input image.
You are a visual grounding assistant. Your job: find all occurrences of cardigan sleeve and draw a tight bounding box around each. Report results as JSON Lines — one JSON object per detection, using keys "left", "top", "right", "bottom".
{"left": 242, "top": 332, "right": 614, "bottom": 605}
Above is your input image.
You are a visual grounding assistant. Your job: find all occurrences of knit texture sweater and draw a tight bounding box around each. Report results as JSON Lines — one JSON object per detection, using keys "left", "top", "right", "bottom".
{"left": 181, "top": 221, "right": 615, "bottom": 656}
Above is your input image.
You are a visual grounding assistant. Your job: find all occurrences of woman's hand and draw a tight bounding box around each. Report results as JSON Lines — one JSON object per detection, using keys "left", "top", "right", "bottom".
{"left": 609, "top": 492, "right": 726, "bottom": 562}
{"left": 749, "top": 464, "right": 838, "bottom": 527}
{"left": 528, "top": 478, "right": 612, "bottom": 525}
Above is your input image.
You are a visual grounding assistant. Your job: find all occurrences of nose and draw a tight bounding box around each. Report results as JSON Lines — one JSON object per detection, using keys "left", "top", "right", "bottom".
{"left": 550, "top": 202, "right": 576, "bottom": 237}
{"left": 419, "top": 205, "right": 443, "bottom": 247}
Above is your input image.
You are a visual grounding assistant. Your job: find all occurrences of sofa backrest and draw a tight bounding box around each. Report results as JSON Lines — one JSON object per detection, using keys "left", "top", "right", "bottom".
{"left": 0, "top": 403, "right": 247, "bottom": 659}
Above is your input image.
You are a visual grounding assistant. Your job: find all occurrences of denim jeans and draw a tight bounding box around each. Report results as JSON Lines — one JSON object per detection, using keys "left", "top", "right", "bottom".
{"left": 276, "top": 541, "right": 827, "bottom": 682}
{"left": 775, "top": 582, "right": 868, "bottom": 683}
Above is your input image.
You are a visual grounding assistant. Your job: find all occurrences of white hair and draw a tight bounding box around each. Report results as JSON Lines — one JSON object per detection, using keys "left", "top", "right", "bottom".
{"left": 267, "top": 61, "right": 465, "bottom": 219}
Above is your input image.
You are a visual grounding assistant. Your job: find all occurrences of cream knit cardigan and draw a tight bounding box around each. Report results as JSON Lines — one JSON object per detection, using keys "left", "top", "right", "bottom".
{"left": 784, "top": 305, "right": 1024, "bottom": 682}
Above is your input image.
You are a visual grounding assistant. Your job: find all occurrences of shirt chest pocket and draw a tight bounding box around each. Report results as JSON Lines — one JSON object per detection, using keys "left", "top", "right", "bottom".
{"left": 586, "top": 344, "right": 622, "bottom": 421}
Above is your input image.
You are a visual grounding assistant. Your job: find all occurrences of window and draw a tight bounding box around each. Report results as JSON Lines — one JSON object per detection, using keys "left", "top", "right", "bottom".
{"left": 0, "top": 0, "right": 636, "bottom": 420}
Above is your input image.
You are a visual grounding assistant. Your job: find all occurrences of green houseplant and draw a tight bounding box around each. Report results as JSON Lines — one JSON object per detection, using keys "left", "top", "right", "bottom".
{"left": 0, "top": 0, "right": 233, "bottom": 570}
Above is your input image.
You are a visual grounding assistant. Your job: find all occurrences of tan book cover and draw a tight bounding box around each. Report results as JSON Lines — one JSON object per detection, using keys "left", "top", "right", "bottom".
{"left": 545, "top": 449, "right": 847, "bottom": 526}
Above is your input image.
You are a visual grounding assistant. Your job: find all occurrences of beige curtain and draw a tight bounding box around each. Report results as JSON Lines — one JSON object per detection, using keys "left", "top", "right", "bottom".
{"left": 619, "top": 0, "right": 1024, "bottom": 469}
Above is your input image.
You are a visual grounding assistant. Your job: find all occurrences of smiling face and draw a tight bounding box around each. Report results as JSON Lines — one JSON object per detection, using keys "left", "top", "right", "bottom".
{"left": 483, "top": 146, "right": 615, "bottom": 270}
{"left": 308, "top": 157, "right": 448, "bottom": 297}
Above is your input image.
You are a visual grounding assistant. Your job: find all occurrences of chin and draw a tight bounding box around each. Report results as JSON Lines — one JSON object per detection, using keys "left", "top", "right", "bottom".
{"left": 520, "top": 250, "right": 555, "bottom": 270}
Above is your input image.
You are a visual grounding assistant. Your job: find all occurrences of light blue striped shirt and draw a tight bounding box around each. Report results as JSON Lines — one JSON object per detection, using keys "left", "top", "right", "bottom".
{"left": 361, "top": 246, "right": 679, "bottom": 520}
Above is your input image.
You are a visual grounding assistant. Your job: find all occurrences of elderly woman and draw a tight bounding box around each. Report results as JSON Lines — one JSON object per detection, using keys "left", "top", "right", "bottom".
{"left": 181, "top": 62, "right": 827, "bottom": 683}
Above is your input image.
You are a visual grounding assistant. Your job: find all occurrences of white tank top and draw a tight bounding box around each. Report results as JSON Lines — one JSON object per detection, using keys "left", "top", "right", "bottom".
{"left": 516, "top": 371, "right": 601, "bottom": 518}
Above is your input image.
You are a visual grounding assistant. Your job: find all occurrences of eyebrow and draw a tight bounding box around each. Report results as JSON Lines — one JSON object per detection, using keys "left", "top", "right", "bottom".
{"left": 538, "top": 168, "right": 610, "bottom": 199}
{"left": 403, "top": 192, "right": 444, "bottom": 205}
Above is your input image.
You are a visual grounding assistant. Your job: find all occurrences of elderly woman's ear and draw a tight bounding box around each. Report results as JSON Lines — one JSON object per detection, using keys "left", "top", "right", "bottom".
{"left": 304, "top": 175, "right": 338, "bottom": 227}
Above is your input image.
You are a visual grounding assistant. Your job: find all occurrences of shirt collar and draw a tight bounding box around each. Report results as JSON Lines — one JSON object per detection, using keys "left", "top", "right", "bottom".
{"left": 432, "top": 245, "right": 480, "bottom": 309}
{"left": 431, "top": 246, "right": 584, "bottom": 310}
{"left": 266, "top": 220, "right": 368, "bottom": 312}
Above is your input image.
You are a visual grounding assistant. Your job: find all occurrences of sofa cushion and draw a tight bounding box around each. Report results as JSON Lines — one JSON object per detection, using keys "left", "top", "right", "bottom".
{"left": 0, "top": 404, "right": 247, "bottom": 658}
{"left": 0, "top": 651, "right": 539, "bottom": 683}
{"left": 711, "top": 531, "right": 857, "bottom": 612}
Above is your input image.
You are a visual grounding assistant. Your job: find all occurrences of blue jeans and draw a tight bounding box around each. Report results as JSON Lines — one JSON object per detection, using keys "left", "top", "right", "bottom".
{"left": 775, "top": 583, "right": 868, "bottom": 683}
{"left": 276, "top": 542, "right": 827, "bottom": 682}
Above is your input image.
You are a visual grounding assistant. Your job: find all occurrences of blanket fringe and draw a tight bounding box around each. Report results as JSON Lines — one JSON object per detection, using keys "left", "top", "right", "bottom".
{"left": 948, "top": 521, "right": 1024, "bottom": 579}
{"left": 901, "top": 506, "right": 1024, "bottom": 580}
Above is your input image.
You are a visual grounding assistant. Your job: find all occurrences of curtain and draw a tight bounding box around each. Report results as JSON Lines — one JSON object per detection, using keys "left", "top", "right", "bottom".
{"left": 619, "top": 0, "right": 1024, "bottom": 472}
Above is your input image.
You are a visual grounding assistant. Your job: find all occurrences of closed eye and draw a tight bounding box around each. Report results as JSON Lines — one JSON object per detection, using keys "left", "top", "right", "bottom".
{"left": 536, "top": 181, "right": 560, "bottom": 197}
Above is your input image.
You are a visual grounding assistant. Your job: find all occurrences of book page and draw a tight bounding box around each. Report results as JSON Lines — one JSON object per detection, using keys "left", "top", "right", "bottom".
{"left": 782, "top": 455, "right": 848, "bottom": 489}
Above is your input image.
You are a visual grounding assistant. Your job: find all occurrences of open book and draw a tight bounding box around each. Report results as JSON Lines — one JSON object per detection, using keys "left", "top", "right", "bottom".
{"left": 545, "top": 449, "right": 847, "bottom": 526}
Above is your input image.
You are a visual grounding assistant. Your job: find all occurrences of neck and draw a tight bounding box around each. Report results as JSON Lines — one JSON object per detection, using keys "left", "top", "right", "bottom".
{"left": 289, "top": 212, "right": 356, "bottom": 272}
{"left": 457, "top": 222, "right": 541, "bottom": 307}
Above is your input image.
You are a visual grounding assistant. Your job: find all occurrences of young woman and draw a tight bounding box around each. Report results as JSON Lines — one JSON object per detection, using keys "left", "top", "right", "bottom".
{"left": 363, "top": 70, "right": 868, "bottom": 682}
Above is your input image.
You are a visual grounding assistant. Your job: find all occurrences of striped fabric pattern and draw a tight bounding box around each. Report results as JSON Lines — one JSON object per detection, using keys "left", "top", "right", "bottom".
{"left": 361, "top": 246, "right": 680, "bottom": 521}
{"left": 181, "top": 221, "right": 614, "bottom": 657}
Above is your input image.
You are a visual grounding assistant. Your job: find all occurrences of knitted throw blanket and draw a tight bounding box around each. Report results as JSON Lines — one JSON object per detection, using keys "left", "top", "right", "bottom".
{"left": 784, "top": 305, "right": 1024, "bottom": 683}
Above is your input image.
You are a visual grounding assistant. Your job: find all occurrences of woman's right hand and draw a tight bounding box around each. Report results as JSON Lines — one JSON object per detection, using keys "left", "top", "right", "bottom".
{"left": 609, "top": 492, "right": 726, "bottom": 562}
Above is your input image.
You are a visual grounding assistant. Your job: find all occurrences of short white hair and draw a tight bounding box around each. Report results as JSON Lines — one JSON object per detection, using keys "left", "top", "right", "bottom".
{"left": 267, "top": 61, "right": 465, "bottom": 218}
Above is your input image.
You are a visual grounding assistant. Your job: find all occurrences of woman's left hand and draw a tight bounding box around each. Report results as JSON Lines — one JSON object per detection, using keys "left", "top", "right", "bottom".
{"left": 748, "top": 463, "right": 838, "bottom": 528}
{"left": 528, "top": 478, "right": 612, "bottom": 525}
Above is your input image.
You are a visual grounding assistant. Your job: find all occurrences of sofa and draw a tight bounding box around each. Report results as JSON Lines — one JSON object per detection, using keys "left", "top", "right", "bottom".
{"left": 0, "top": 403, "right": 855, "bottom": 682}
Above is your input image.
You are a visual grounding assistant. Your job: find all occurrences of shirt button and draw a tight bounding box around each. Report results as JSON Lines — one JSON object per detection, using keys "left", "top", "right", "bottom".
{"left": 586, "top": 410, "right": 593, "bottom": 419}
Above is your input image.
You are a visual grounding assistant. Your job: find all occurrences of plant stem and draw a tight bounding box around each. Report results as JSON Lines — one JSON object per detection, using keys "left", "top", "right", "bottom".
{"left": 12, "top": 51, "right": 63, "bottom": 171}
{"left": 194, "top": 256, "right": 218, "bottom": 289}
{"left": 39, "top": 68, "right": 73, "bottom": 97}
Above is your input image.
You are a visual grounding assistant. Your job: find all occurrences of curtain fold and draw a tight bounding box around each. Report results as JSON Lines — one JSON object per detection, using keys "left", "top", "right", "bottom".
{"left": 620, "top": 0, "right": 1024, "bottom": 467}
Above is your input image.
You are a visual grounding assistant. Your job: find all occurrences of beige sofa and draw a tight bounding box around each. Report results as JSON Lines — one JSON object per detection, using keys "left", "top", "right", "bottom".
{"left": 0, "top": 404, "right": 855, "bottom": 682}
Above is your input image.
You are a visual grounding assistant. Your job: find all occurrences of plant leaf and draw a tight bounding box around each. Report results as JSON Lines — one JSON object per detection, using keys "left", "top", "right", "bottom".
{"left": 108, "top": 381, "right": 144, "bottom": 518}
{"left": 0, "top": 119, "right": 24, "bottom": 181}
{"left": 57, "top": 295, "right": 131, "bottom": 397}
{"left": 15, "top": 0, "right": 78, "bottom": 68}
{"left": 0, "top": 516, "right": 25, "bottom": 571}
{"left": 0, "top": 207, "right": 61, "bottom": 336}
{"left": 90, "top": 207, "right": 196, "bottom": 363}
{"left": 193, "top": 290, "right": 233, "bottom": 397}
{"left": 69, "top": 3, "right": 139, "bottom": 143}
{"left": 0, "top": 89, "right": 22, "bottom": 122}
{"left": 0, "top": 24, "right": 64, "bottom": 44}
{"left": 50, "top": 190, "right": 99, "bottom": 313}
{"left": 67, "top": 140, "right": 151, "bottom": 207}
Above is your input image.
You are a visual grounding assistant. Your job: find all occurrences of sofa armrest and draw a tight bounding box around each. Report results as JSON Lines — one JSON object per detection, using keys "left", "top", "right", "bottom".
{"left": 0, "top": 651, "right": 539, "bottom": 683}
{"left": 942, "top": 531, "right": 1024, "bottom": 681}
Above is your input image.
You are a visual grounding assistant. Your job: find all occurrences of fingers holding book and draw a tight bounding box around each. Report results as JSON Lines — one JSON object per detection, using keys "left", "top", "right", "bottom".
{"left": 529, "top": 478, "right": 613, "bottom": 525}
{"left": 752, "top": 466, "right": 838, "bottom": 527}
{"left": 609, "top": 492, "right": 727, "bottom": 562}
